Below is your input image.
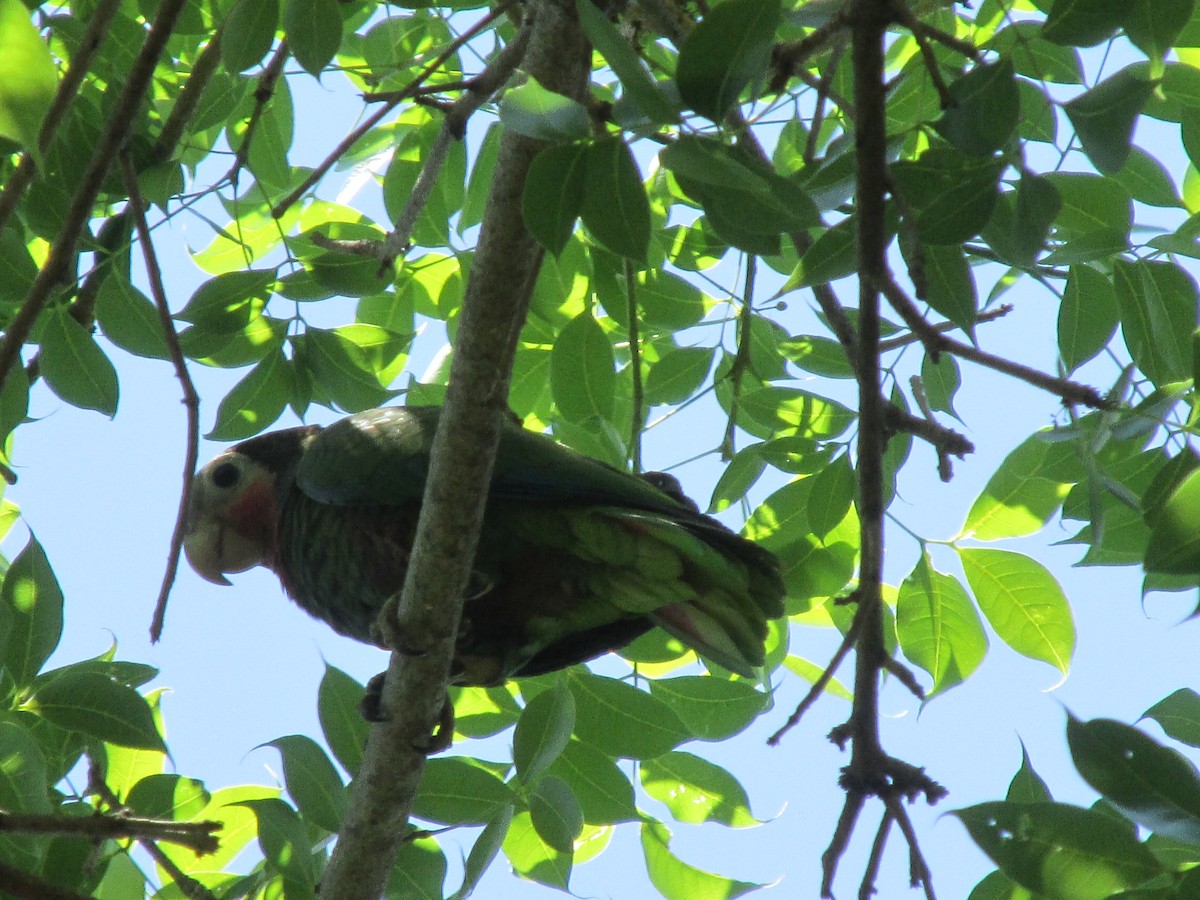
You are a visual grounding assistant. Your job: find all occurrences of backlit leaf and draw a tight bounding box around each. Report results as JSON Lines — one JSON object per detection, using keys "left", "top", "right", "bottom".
{"left": 897, "top": 554, "right": 989, "bottom": 696}
{"left": 959, "top": 548, "right": 1075, "bottom": 674}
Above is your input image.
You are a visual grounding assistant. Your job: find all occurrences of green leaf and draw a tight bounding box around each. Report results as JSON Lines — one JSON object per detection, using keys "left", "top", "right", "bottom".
{"left": 125, "top": 774, "right": 210, "bottom": 821}
{"left": 1065, "top": 67, "right": 1158, "bottom": 174}
{"left": 1145, "top": 469, "right": 1200, "bottom": 574}
{"left": 734, "top": 386, "right": 855, "bottom": 441}
{"left": 986, "top": 22, "right": 1082, "bottom": 84}
{"left": 1114, "top": 258, "right": 1197, "bottom": 389}
{"left": 551, "top": 313, "right": 616, "bottom": 422}
{"left": 962, "top": 434, "right": 1076, "bottom": 540}
{"left": 641, "top": 751, "right": 763, "bottom": 828}
{"left": 530, "top": 776, "right": 583, "bottom": 853}
{"left": 1123, "top": 0, "right": 1194, "bottom": 60}
{"left": 207, "top": 350, "right": 291, "bottom": 440}
{"left": 634, "top": 269, "right": 709, "bottom": 330}
{"left": 574, "top": 0, "right": 678, "bottom": 124}
{"left": 500, "top": 78, "right": 591, "bottom": 140}
{"left": 645, "top": 347, "right": 715, "bottom": 406}
{"left": 1058, "top": 265, "right": 1118, "bottom": 372}
{"left": 1044, "top": 172, "right": 1132, "bottom": 239}
{"left": 784, "top": 216, "right": 858, "bottom": 289}
{"left": 806, "top": 454, "right": 855, "bottom": 538}
{"left": 451, "top": 684, "right": 522, "bottom": 739}
{"left": 503, "top": 809, "right": 572, "bottom": 889}
{"left": 0, "top": 720, "right": 49, "bottom": 869}
{"left": 95, "top": 276, "right": 170, "bottom": 360}
{"left": 897, "top": 553, "right": 989, "bottom": 697}
{"left": 544, "top": 738, "right": 638, "bottom": 825}
{"left": 1068, "top": 715, "right": 1200, "bottom": 843}
{"left": 176, "top": 269, "right": 275, "bottom": 331}
{"left": 921, "top": 352, "right": 962, "bottom": 421}
{"left": 40, "top": 306, "right": 119, "bottom": 416}
{"left": 265, "top": 735, "right": 347, "bottom": 832}
{"left": 513, "top": 677, "right": 575, "bottom": 784}
{"left": 1043, "top": 0, "right": 1125, "bottom": 47}
{"left": 34, "top": 669, "right": 165, "bottom": 751}
{"left": 237, "top": 797, "right": 317, "bottom": 896}
{"left": 387, "top": 836, "right": 447, "bottom": 900}
{"left": 450, "top": 805, "right": 512, "bottom": 900}
{"left": 300, "top": 328, "right": 393, "bottom": 411}
{"left": 1012, "top": 173, "right": 1061, "bottom": 265}
{"left": 958, "top": 547, "right": 1076, "bottom": 674}
{"left": 953, "top": 801, "right": 1162, "bottom": 897}
{"left": 283, "top": 0, "right": 342, "bottom": 76}
{"left": 920, "top": 243, "right": 978, "bottom": 334}
{"left": 641, "top": 819, "right": 762, "bottom": 900}
{"left": 1, "top": 536, "right": 63, "bottom": 687}
{"left": 935, "top": 59, "right": 1019, "bottom": 156}
{"left": 778, "top": 334, "right": 855, "bottom": 379}
{"left": 648, "top": 677, "right": 766, "bottom": 741}
{"left": 318, "top": 664, "right": 367, "bottom": 777}
{"left": 222, "top": 0, "right": 280, "bottom": 72}
{"left": 676, "top": 0, "right": 780, "bottom": 121}
{"left": 1114, "top": 147, "right": 1184, "bottom": 208}
{"left": 524, "top": 143, "right": 587, "bottom": 256}
{"left": 892, "top": 148, "right": 1004, "bottom": 244}
{"left": 568, "top": 671, "right": 690, "bottom": 758}
{"left": 0, "top": 0, "right": 58, "bottom": 153}
{"left": 413, "top": 757, "right": 514, "bottom": 825}
{"left": 580, "top": 138, "right": 650, "bottom": 263}
{"left": 1144, "top": 689, "right": 1200, "bottom": 748}
{"left": 1008, "top": 744, "right": 1053, "bottom": 803}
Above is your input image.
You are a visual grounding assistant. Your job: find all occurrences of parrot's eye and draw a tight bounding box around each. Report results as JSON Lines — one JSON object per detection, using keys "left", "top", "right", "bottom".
{"left": 211, "top": 461, "right": 241, "bottom": 489}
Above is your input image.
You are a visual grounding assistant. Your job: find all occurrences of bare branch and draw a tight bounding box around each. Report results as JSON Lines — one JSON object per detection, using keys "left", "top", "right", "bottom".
{"left": 769, "top": 611, "right": 861, "bottom": 746}
{"left": 119, "top": 154, "right": 201, "bottom": 644}
{"left": 0, "top": 809, "right": 219, "bottom": 855}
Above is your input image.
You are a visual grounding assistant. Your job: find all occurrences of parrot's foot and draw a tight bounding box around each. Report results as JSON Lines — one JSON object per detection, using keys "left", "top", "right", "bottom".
{"left": 359, "top": 674, "right": 455, "bottom": 754}
{"left": 359, "top": 672, "right": 387, "bottom": 722}
{"left": 412, "top": 694, "right": 455, "bottom": 755}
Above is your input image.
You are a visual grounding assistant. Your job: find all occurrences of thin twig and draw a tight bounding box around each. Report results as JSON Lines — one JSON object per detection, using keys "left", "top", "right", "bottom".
{"left": 821, "top": 792, "right": 865, "bottom": 898}
{"left": 880, "top": 275, "right": 1110, "bottom": 408}
{"left": 119, "top": 153, "right": 201, "bottom": 644}
{"left": 908, "top": 375, "right": 953, "bottom": 482}
{"left": 223, "top": 40, "right": 290, "bottom": 186}
{"left": 721, "top": 260, "right": 757, "bottom": 460}
{"left": 0, "top": 0, "right": 190, "bottom": 402}
{"left": 885, "top": 795, "right": 937, "bottom": 900}
{"left": 155, "top": 30, "right": 225, "bottom": 162}
{"left": 0, "top": 809, "right": 218, "bottom": 854}
{"left": 860, "top": 810, "right": 894, "bottom": 900}
{"left": 272, "top": 6, "right": 507, "bottom": 219}
{"left": 625, "top": 258, "right": 644, "bottom": 473}
{"left": 89, "top": 762, "right": 219, "bottom": 900}
{"left": 769, "top": 613, "right": 862, "bottom": 746}
{"left": 878, "top": 303, "right": 1012, "bottom": 352}
{"left": 768, "top": 11, "right": 851, "bottom": 93}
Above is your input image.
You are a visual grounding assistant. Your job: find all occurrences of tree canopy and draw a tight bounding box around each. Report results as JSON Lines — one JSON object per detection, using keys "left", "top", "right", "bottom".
{"left": 2, "top": 0, "right": 1200, "bottom": 898}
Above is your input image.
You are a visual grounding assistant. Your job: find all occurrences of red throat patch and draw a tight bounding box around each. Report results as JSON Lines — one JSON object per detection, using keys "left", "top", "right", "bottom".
{"left": 226, "top": 474, "right": 278, "bottom": 546}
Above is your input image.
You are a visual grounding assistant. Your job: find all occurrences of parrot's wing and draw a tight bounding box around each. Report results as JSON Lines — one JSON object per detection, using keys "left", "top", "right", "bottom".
{"left": 295, "top": 406, "right": 692, "bottom": 515}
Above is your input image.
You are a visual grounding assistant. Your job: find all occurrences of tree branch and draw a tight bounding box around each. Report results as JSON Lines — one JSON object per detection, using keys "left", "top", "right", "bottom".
{"left": 0, "top": 809, "right": 219, "bottom": 854}
{"left": 314, "top": 3, "right": 589, "bottom": 897}
{"left": 119, "top": 153, "right": 201, "bottom": 644}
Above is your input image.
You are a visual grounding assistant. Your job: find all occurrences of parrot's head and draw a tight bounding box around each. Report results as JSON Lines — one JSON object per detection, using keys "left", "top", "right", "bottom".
{"left": 184, "top": 451, "right": 280, "bottom": 586}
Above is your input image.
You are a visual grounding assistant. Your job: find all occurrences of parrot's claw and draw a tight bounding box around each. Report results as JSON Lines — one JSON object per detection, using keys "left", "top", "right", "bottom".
{"left": 359, "top": 675, "right": 455, "bottom": 754}
{"left": 412, "top": 694, "right": 455, "bottom": 754}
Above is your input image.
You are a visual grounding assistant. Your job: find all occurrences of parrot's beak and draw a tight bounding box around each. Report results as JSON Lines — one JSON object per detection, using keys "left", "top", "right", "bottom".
{"left": 183, "top": 523, "right": 235, "bottom": 586}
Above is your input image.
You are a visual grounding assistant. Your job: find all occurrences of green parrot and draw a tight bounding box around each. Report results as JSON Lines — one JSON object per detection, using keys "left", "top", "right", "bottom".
{"left": 184, "top": 406, "right": 785, "bottom": 687}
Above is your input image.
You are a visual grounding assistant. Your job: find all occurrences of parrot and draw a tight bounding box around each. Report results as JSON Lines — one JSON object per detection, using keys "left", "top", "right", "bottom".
{"left": 184, "top": 406, "right": 785, "bottom": 691}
